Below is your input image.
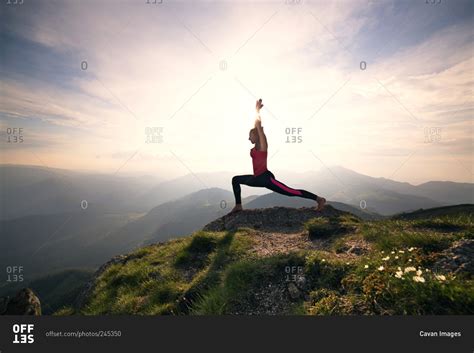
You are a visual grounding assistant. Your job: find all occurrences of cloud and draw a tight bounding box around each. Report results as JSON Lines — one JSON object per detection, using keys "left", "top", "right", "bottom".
{"left": 0, "top": 0, "right": 472, "bottom": 182}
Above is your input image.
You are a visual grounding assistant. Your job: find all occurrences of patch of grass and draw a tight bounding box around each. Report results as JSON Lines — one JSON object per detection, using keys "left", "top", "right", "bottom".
{"left": 53, "top": 306, "right": 75, "bottom": 316}
{"left": 191, "top": 253, "right": 305, "bottom": 314}
{"left": 174, "top": 231, "right": 219, "bottom": 268}
{"left": 335, "top": 248, "right": 474, "bottom": 315}
{"left": 360, "top": 220, "right": 459, "bottom": 253}
{"left": 305, "top": 215, "right": 357, "bottom": 239}
{"left": 306, "top": 291, "right": 367, "bottom": 315}
{"left": 304, "top": 252, "right": 354, "bottom": 289}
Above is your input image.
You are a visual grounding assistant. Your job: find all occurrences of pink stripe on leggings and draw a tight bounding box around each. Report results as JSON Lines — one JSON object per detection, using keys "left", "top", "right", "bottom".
{"left": 270, "top": 178, "right": 302, "bottom": 195}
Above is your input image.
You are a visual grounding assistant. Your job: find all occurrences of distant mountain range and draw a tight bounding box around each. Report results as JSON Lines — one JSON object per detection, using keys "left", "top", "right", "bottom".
{"left": 2, "top": 164, "right": 472, "bottom": 221}
{"left": 0, "top": 163, "right": 472, "bottom": 283}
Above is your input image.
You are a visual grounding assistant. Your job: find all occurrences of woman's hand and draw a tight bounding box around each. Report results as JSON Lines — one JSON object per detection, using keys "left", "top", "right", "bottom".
{"left": 256, "top": 98, "right": 264, "bottom": 112}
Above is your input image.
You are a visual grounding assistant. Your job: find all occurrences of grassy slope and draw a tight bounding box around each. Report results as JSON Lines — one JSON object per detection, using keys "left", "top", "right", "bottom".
{"left": 55, "top": 206, "right": 474, "bottom": 316}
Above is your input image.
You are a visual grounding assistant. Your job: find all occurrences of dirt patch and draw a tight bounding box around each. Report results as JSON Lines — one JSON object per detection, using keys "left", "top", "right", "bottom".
{"left": 246, "top": 230, "right": 315, "bottom": 257}
{"left": 245, "top": 229, "right": 370, "bottom": 260}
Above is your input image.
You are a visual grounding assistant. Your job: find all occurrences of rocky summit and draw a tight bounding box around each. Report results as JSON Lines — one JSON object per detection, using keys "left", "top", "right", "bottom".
{"left": 204, "top": 205, "right": 346, "bottom": 232}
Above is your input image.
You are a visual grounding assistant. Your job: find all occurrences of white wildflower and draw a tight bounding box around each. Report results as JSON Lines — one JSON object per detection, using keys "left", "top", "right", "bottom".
{"left": 404, "top": 266, "right": 416, "bottom": 273}
{"left": 413, "top": 275, "right": 425, "bottom": 283}
{"left": 378, "top": 265, "right": 384, "bottom": 271}
{"left": 435, "top": 274, "right": 446, "bottom": 281}
{"left": 382, "top": 256, "right": 390, "bottom": 261}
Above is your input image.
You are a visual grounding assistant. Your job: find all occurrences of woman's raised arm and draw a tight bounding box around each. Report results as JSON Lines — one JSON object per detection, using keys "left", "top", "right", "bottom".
{"left": 254, "top": 99, "right": 268, "bottom": 151}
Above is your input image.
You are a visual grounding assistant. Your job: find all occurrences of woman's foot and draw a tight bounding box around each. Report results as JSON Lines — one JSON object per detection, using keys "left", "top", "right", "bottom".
{"left": 316, "top": 197, "right": 326, "bottom": 212}
{"left": 229, "top": 204, "right": 243, "bottom": 214}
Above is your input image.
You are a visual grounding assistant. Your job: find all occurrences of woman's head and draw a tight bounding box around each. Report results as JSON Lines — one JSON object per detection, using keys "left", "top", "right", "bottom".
{"left": 249, "top": 128, "right": 258, "bottom": 144}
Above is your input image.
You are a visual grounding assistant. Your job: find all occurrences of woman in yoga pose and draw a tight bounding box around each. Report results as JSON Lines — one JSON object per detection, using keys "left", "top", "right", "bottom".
{"left": 230, "top": 99, "right": 326, "bottom": 213}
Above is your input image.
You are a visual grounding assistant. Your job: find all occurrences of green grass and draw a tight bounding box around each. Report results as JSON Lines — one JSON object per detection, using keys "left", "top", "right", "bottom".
{"left": 64, "top": 205, "right": 473, "bottom": 316}
{"left": 305, "top": 214, "right": 359, "bottom": 238}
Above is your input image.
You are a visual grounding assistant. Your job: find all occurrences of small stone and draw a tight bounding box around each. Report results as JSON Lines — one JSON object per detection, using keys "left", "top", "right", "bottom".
{"left": 287, "top": 282, "right": 300, "bottom": 300}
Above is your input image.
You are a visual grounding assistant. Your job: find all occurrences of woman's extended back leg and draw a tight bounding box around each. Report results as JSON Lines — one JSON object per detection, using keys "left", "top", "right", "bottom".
{"left": 266, "top": 176, "right": 318, "bottom": 201}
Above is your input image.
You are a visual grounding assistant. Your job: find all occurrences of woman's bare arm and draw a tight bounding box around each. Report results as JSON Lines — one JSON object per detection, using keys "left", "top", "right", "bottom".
{"left": 255, "top": 99, "right": 268, "bottom": 151}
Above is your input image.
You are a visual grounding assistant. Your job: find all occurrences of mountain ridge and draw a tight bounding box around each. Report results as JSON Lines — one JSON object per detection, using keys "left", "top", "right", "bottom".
{"left": 63, "top": 204, "right": 473, "bottom": 316}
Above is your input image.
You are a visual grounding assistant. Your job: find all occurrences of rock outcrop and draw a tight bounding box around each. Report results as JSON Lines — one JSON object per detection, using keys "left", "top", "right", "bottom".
{"left": 434, "top": 239, "right": 474, "bottom": 276}
{"left": 0, "top": 288, "right": 41, "bottom": 315}
{"left": 203, "top": 205, "right": 346, "bottom": 233}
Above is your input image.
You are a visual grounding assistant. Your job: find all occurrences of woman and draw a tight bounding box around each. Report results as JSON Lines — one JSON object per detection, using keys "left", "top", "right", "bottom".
{"left": 230, "top": 99, "right": 326, "bottom": 213}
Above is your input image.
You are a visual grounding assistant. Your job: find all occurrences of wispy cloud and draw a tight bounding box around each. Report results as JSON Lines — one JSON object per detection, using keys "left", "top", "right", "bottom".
{"left": 1, "top": 0, "right": 472, "bottom": 182}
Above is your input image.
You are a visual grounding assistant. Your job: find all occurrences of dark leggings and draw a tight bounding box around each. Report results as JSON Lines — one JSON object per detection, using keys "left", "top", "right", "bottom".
{"left": 232, "top": 170, "right": 318, "bottom": 204}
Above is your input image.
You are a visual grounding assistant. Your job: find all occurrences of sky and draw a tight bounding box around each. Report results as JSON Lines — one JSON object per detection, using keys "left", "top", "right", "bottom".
{"left": 0, "top": 0, "right": 473, "bottom": 184}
